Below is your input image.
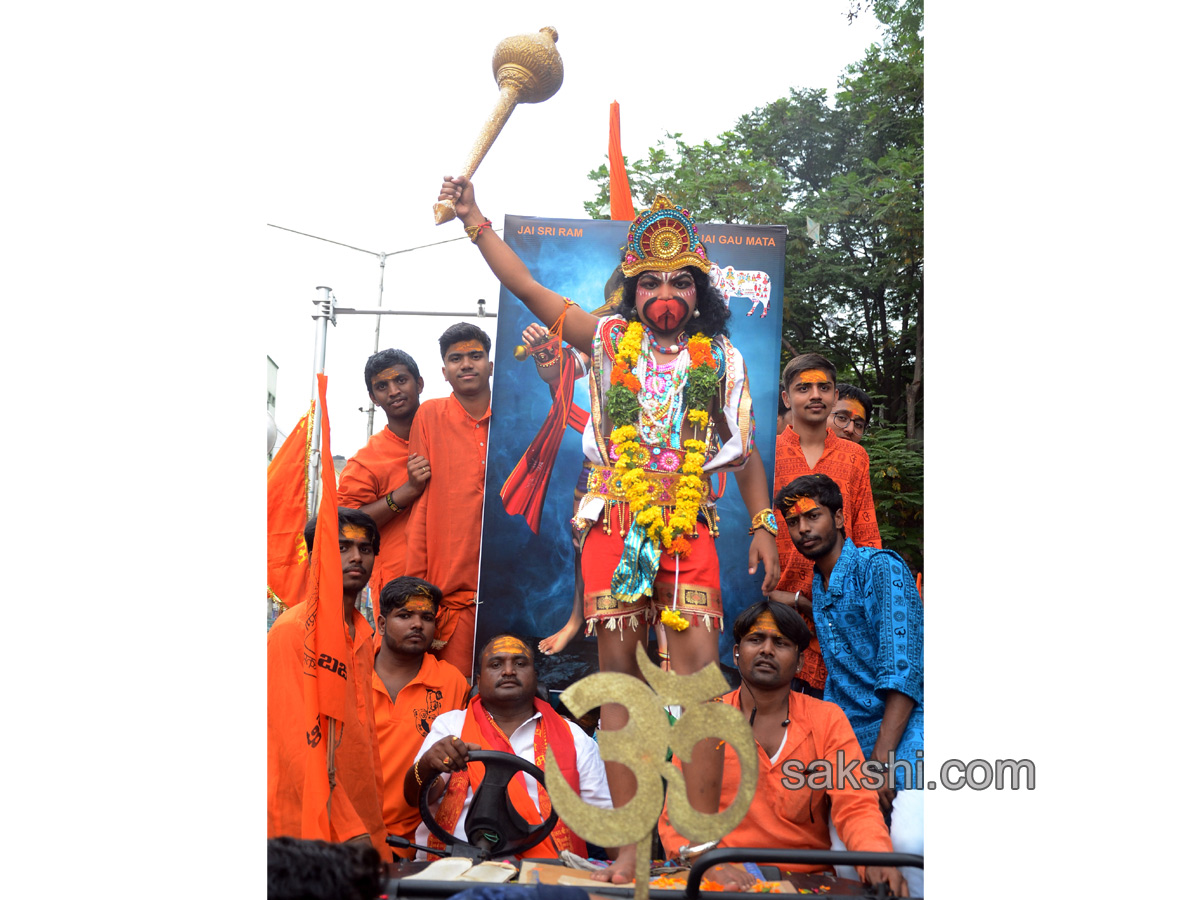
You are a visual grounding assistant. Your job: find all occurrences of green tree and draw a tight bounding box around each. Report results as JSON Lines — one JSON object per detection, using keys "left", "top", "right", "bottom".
{"left": 585, "top": 0, "right": 924, "bottom": 570}
{"left": 587, "top": 2, "right": 923, "bottom": 437}
{"left": 584, "top": 133, "right": 790, "bottom": 225}
{"left": 860, "top": 424, "right": 923, "bottom": 575}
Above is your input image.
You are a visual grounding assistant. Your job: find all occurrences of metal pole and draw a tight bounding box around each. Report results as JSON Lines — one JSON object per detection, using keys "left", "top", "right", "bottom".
{"left": 331, "top": 305, "right": 497, "bottom": 318}
{"left": 268, "top": 223, "right": 503, "bottom": 441}
{"left": 308, "top": 286, "right": 335, "bottom": 517}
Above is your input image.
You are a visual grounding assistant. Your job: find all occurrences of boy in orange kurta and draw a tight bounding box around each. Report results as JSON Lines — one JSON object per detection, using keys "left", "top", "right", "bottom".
{"left": 405, "top": 323, "right": 493, "bottom": 680}
{"left": 772, "top": 354, "right": 881, "bottom": 695}
{"left": 267, "top": 509, "right": 388, "bottom": 859}
{"left": 338, "top": 349, "right": 429, "bottom": 603}
{"left": 371, "top": 576, "right": 470, "bottom": 856}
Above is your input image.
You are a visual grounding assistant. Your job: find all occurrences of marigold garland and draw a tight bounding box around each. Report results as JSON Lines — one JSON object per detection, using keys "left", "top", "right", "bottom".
{"left": 607, "top": 324, "right": 721, "bottom": 566}
{"left": 606, "top": 323, "right": 644, "bottom": 426}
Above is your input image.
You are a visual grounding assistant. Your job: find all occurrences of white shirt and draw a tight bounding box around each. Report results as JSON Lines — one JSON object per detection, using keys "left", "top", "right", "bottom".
{"left": 413, "top": 707, "right": 612, "bottom": 854}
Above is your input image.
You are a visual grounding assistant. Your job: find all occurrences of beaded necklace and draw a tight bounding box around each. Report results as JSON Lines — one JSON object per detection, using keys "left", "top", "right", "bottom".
{"left": 646, "top": 330, "right": 687, "bottom": 355}
{"left": 636, "top": 353, "right": 687, "bottom": 446}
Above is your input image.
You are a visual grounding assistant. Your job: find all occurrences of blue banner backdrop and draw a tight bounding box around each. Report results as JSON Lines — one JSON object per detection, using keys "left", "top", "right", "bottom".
{"left": 477, "top": 215, "right": 785, "bottom": 690}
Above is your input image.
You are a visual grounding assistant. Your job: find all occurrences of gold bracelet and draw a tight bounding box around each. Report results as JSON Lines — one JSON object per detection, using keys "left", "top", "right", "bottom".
{"left": 412, "top": 759, "right": 423, "bottom": 787}
{"left": 465, "top": 219, "right": 493, "bottom": 243}
{"left": 748, "top": 508, "right": 778, "bottom": 536}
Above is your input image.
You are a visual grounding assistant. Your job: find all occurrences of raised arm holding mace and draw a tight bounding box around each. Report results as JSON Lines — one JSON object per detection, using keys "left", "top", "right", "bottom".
{"left": 431, "top": 26, "right": 564, "bottom": 225}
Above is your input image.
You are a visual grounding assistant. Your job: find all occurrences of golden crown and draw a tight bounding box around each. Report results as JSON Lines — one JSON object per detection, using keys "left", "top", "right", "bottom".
{"left": 620, "top": 195, "right": 711, "bottom": 277}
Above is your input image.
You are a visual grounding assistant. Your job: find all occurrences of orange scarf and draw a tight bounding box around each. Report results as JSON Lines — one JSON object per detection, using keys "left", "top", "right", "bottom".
{"left": 428, "top": 696, "right": 586, "bottom": 857}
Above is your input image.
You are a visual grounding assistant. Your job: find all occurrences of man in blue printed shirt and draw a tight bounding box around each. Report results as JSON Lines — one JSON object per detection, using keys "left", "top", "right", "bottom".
{"left": 775, "top": 473, "right": 923, "bottom": 896}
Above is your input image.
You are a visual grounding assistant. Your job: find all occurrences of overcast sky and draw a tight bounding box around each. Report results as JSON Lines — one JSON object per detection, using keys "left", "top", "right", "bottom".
{"left": 261, "top": 2, "right": 883, "bottom": 457}
{"left": 8, "top": 2, "right": 1195, "bottom": 894}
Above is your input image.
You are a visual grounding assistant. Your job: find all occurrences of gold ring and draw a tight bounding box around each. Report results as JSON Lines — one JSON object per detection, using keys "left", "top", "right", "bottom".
{"left": 443, "top": 756, "right": 451, "bottom": 765}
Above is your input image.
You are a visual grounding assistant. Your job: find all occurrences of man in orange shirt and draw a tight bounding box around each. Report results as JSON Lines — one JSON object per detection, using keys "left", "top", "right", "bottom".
{"left": 772, "top": 353, "right": 881, "bottom": 696}
{"left": 372, "top": 576, "right": 470, "bottom": 858}
{"left": 657, "top": 600, "right": 906, "bottom": 896}
{"left": 267, "top": 508, "right": 388, "bottom": 858}
{"left": 406, "top": 322, "right": 493, "bottom": 680}
{"left": 338, "top": 349, "right": 429, "bottom": 608}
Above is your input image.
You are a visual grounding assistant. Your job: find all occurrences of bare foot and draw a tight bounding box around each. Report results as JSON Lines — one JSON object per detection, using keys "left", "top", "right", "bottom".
{"left": 539, "top": 615, "right": 582, "bottom": 655}
{"left": 590, "top": 845, "right": 637, "bottom": 885}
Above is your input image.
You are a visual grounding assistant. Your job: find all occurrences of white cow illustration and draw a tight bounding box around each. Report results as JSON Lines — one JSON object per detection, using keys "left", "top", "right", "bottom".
{"left": 711, "top": 265, "right": 771, "bottom": 318}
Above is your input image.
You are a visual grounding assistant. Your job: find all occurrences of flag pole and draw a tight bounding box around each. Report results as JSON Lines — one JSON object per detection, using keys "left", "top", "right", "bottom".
{"left": 308, "top": 286, "right": 335, "bottom": 517}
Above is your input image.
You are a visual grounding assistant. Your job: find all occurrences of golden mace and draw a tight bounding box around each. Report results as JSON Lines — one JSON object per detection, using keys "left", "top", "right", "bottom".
{"left": 433, "top": 26, "right": 564, "bottom": 225}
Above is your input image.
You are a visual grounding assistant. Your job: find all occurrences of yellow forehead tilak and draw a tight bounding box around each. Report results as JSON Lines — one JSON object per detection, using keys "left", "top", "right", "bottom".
{"left": 844, "top": 399, "right": 866, "bottom": 419}
{"left": 798, "top": 370, "right": 831, "bottom": 384}
{"left": 374, "top": 367, "right": 402, "bottom": 382}
{"left": 401, "top": 597, "right": 435, "bottom": 614}
{"left": 488, "top": 636, "right": 531, "bottom": 657}
{"left": 448, "top": 340, "right": 486, "bottom": 355}
{"left": 341, "top": 526, "right": 369, "bottom": 541}
{"left": 748, "top": 611, "right": 782, "bottom": 637}
{"left": 786, "top": 496, "right": 818, "bottom": 520}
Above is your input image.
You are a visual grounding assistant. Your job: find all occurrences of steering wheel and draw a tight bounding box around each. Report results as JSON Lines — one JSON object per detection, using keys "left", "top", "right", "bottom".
{"left": 419, "top": 749, "right": 560, "bottom": 860}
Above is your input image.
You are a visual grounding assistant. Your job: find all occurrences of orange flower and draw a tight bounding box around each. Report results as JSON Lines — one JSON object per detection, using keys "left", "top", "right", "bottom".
{"left": 687, "top": 335, "right": 716, "bottom": 369}
{"left": 668, "top": 536, "right": 692, "bottom": 556}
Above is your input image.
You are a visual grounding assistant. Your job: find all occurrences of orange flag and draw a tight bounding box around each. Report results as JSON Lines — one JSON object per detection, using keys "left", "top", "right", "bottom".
{"left": 299, "top": 373, "right": 353, "bottom": 840}
{"left": 267, "top": 404, "right": 314, "bottom": 612}
{"left": 608, "top": 101, "right": 635, "bottom": 220}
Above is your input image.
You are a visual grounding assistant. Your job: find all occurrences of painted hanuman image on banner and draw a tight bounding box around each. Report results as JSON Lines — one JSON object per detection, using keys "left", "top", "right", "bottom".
{"left": 477, "top": 215, "right": 786, "bottom": 690}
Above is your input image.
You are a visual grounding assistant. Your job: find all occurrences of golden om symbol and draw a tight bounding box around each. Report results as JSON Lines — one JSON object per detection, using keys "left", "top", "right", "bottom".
{"left": 545, "top": 644, "right": 757, "bottom": 899}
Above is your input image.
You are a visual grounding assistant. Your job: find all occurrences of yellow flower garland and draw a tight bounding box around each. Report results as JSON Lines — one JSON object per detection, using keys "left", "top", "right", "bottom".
{"left": 610, "top": 325, "right": 719, "bottom": 631}
{"left": 659, "top": 608, "right": 689, "bottom": 631}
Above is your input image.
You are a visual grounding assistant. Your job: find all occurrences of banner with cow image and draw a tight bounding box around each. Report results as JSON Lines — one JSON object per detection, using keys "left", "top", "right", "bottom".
{"left": 476, "top": 215, "right": 786, "bottom": 691}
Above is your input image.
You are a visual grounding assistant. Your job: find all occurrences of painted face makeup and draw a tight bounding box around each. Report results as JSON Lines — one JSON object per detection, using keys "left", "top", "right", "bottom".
{"left": 636, "top": 269, "right": 698, "bottom": 334}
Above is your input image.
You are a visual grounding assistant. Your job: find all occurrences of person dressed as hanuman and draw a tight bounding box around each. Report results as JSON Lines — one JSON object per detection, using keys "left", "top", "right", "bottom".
{"left": 438, "top": 175, "right": 781, "bottom": 883}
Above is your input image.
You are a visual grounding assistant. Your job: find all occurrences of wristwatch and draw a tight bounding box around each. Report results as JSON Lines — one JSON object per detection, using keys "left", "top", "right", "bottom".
{"left": 748, "top": 509, "right": 778, "bottom": 536}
